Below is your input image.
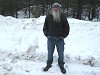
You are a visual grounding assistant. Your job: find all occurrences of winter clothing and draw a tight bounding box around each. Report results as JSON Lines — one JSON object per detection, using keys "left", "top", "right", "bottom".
{"left": 43, "top": 2, "right": 70, "bottom": 74}
{"left": 43, "top": 64, "right": 52, "bottom": 71}
{"left": 43, "top": 13, "right": 69, "bottom": 38}
{"left": 60, "top": 66, "right": 66, "bottom": 74}
{"left": 52, "top": 2, "right": 61, "bottom": 8}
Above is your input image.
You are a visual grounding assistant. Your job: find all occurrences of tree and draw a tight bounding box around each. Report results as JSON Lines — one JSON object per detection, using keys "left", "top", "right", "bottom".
{"left": 76, "top": 0, "right": 83, "bottom": 20}
{"left": 0, "top": 0, "right": 17, "bottom": 16}
{"left": 88, "top": 0, "right": 96, "bottom": 20}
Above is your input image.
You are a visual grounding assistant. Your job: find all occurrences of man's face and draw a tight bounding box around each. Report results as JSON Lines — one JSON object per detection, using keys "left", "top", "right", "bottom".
{"left": 52, "top": 5, "right": 61, "bottom": 22}
{"left": 52, "top": 5, "right": 60, "bottom": 13}
{"left": 53, "top": 8, "right": 59, "bottom": 13}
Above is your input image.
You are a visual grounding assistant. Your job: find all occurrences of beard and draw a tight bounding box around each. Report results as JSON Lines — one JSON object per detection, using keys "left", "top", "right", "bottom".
{"left": 52, "top": 10, "right": 61, "bottom": 23}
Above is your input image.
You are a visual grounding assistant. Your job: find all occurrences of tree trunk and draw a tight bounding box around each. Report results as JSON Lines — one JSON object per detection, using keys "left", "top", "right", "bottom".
{"left": 88, "top": 0, "right": 96, "bottom": 21}
{"left": 76, "top": 0, "right": 82, "bottom": 20}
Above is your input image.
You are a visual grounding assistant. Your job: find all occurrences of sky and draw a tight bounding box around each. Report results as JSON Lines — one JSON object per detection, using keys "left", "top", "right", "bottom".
{"left": 0, "top": 15, "right": 100, "bottom": 75}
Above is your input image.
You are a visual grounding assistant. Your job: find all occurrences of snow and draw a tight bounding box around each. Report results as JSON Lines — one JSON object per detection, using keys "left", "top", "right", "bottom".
{"left": 0, "top": 15, "right": 100, "bottom": 75}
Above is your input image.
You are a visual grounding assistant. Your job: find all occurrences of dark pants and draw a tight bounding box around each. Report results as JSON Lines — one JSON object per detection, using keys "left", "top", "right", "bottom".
{"left": 47, "top": 36, "right": 65, "bottom": 67}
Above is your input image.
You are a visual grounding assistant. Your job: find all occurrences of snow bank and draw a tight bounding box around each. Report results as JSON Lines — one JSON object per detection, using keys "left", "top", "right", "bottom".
{"left": 0, "top": 15, "right": 100, "bottom": 67}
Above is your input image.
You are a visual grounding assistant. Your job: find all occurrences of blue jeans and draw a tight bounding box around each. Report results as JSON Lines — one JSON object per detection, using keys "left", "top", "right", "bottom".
{"left": 47, "top": 36, "right": 65, "bottom": 67}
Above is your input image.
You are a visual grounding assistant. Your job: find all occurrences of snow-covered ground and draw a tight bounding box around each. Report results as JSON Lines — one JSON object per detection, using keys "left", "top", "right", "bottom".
{"left": 0, "top": 15, "right": 100, "bottom": 75}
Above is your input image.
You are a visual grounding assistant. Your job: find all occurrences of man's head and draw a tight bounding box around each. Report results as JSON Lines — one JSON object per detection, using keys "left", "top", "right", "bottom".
{"left": 51, "top": 3, "right": 61, "bottom": 22}
{"left": 52, "top": 3, "right": 61, "bottom": 9}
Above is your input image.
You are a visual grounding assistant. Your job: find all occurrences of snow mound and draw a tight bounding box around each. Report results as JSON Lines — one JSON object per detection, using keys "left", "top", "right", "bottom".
{"left": 0, "top": 15, "right": 100, "bottom": 67}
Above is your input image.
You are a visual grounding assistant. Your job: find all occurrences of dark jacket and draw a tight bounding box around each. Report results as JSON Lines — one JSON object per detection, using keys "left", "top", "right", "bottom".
{"left": 43, "top": 13, "right": 70, "bottom": 38}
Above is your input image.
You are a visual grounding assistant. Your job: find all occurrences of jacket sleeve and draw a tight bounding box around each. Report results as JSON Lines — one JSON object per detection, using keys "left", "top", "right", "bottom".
{"left": 43, "top": 16, "right": 48, "bottom": 37}
{"left": 62, "top": 15, "right": 70, "bottom": 38}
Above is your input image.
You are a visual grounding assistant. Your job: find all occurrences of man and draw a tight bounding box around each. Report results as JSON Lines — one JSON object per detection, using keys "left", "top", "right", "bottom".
{"left": 43, "top": 2, "right": 70, "bottom": 74}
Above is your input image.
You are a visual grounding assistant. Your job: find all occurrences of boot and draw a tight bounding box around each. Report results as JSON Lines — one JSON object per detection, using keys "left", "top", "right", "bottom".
{"left": 43, "top": 65, "right": 52, "bottom": 71}
{"left": 60, "top": 66, "right": 66, "bottom": 74}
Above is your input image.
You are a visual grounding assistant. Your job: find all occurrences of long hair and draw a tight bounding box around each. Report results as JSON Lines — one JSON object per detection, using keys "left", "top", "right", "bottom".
{"left": 49, "top": 8, "right": 63, "bottom": 23}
